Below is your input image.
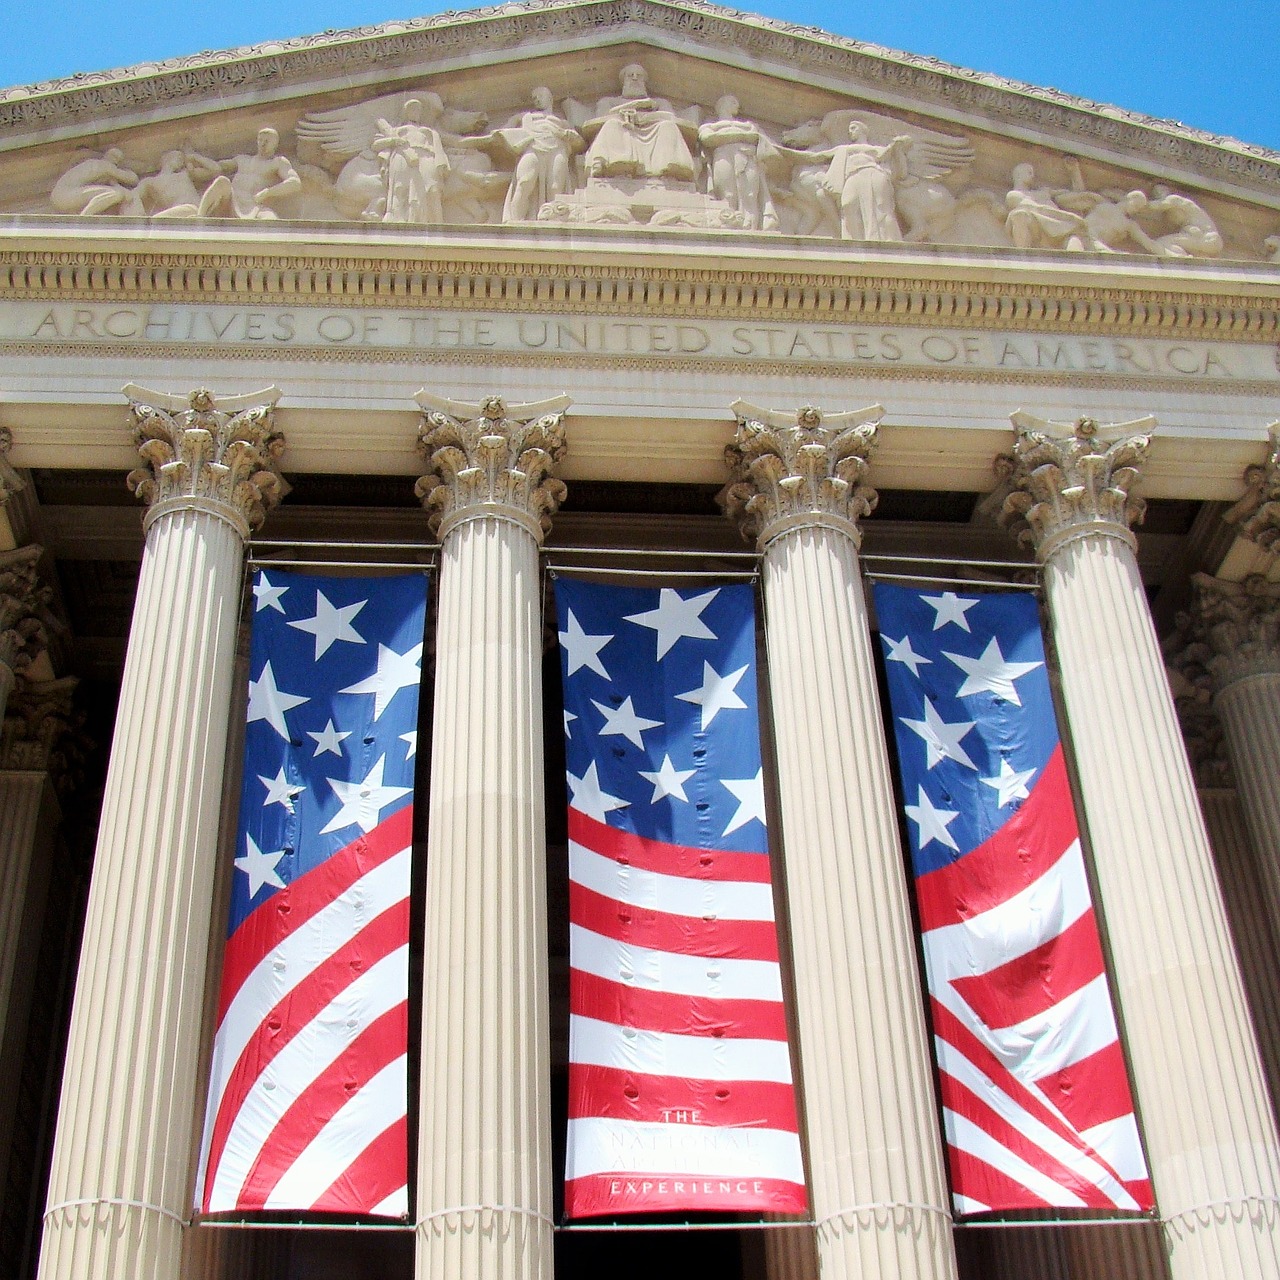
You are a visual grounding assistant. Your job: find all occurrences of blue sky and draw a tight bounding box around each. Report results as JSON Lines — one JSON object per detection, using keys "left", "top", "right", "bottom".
{"left": 3, "top": 1, "right": 1277, "bottom": 151}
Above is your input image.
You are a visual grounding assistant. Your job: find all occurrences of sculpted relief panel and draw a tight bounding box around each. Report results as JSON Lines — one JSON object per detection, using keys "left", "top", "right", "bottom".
{"left": 16, "top": 59, "right": 1278, "bottom": 262}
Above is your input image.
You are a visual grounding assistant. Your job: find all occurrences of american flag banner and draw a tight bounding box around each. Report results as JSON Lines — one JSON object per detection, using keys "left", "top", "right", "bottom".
{"left": 555, "top": 577, "right": 807, "bottom": 1219}
{"left": 873, "top": 582, "right": 1152, "bottom": 1215}
{"left": 196, "top": 568, "right": 427, "bottom": 1219}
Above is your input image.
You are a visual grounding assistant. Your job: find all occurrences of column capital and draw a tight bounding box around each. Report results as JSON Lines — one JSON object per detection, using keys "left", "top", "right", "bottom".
{"left": 1189, "top": 572, "right": 1280, "bottom": 691}
{"left": 1223, "top": 422, "right": 1280, "bottom": 552}
{"left": 719, "top": 399, "right": 883, "bottom": 549}
{"left": 124, "top": 384, "right": 287, "bottom": 541}
{"left": 999, "top": 411, "right": 1155, "bottom": 560}
{"left": 0, "top": 545, "right": 51, "bottom": 679}
{"left": 0, "top": 676, "right": 84, "bottom": 787}
{"left": 415, "top": 391, "right": 570, "bottom": 543}
{"left": 0, "top": 426, "right": 26, "bottom": 506}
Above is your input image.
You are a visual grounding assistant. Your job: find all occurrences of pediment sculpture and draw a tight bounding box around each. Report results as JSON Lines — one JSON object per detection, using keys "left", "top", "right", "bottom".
{"left": 30, "top": 60, "right": 1269, "bottom": 261}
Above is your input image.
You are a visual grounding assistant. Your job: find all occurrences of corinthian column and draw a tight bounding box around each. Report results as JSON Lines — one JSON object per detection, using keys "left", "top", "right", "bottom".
{"left": 414, "top": 391, "right": 568, "bottom": 1280}
{"left": 38, "top": 386, "right": 285, "bottom": 1280}
{"left": 721, "top": 402, "right": 957, "bottom": 1280}
{"left": 1001, "top": 412, "right": 1280, "bottom": 1280}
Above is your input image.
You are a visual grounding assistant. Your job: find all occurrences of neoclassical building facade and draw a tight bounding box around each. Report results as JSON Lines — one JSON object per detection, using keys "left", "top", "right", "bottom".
{"left": 1, "top": 3, "right": 1280, "bottom": 1278}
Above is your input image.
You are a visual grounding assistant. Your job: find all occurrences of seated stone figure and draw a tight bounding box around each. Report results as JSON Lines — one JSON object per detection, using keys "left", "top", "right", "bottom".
{"left": 581, "top": 64, "right": 697, "bottom": 183}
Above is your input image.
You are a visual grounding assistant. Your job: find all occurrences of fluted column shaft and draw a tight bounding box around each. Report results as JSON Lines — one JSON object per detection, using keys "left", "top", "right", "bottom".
{"left": 723, "top": 401, "right": 956, "bottom": 1280}
{"left": 1004, "top": 414, "right": 1280, "bottom": 1280}
{"left": 38, "top": 387, "right": 284, "bottom": 1280}
{"left": 414, "top": 392, "right": 567, "bottom": 1280}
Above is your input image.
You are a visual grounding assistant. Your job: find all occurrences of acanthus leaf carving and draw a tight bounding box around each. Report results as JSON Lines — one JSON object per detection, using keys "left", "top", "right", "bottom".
{"left": 123, "top": 384, "right": 288, "bottom": 540}
{"left": 415, "top": 391, "right": 570, "bottom": 542}
{"left": 998, "top": 411, "right": 1155, "bottom": 558}
{"left": 0, "top": 544, "right": 52, "bottom": 678}
{"left": 719, "top": 399, "right": 883, "bottom": 548}
{"left": 1187, "top": 572, "right": 1280, "bottom": 690}
{"left": 1223, "top": 423, "right": 1280, "bottom": 553}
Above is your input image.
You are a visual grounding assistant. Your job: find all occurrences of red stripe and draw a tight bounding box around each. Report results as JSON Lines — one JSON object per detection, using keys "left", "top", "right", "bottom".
{"left": 569, "top": 882, "right": 779, "bottom": 962}
{"left": 1033, "top": 1040, "right": 1140, "bottom": 1137}
{"left": 201, "top": 900, "right": 409, "bottom": 1206}
{"left": 572, "top": 969, "right": 789, "bottom": 1041}
{"left": 231, "top": 1004, "right": 407, "bottom": 1210}
{"left": 931, "top": 999, "right": 1128, "bottom": 1193}
{"left": 569, "top": 808, "right": 774, "bottom": 883}
{"left": 1125, "top": 1178, "right": 1154, "bottom": 1209}
{"left": 940, "top": 1068, "right": 1120, "bottom": 1209}
{"left": 568, "top": 1062, "right": 800, "bottom": 1132}
{"left": 217, "top": 805, "right": 413, "bottom": 1021}
{"left": 950, "top": 911, "right": 1105, "bottom": 1031}
{"left": 946, "top": 1144, "right": 1053, "bottom": 1213}
{"left": 312, "top": 1116, "right": 409, "bottom": 1217}
{"left": 565, "top": 1172, "right": 807, "bottom": 1219}
{"left": 914, "top": 747, "right": 1079, "bottom": 932}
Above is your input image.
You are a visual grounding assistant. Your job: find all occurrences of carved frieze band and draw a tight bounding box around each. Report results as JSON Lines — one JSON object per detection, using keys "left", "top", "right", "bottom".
{"left": 123, "top": 385, "right": 288, "bottom": 540}
{"left": 1224, "top": 423, "right": 1280, "bottom": 553}
{"left": 415, "top": 391, "right": 570, "bottom": 543}
{"left": 999, "top": 411, "right": 1155, "bottom": 560}
{"left": 720, "top": 399, "right": 883, "bottom": 549}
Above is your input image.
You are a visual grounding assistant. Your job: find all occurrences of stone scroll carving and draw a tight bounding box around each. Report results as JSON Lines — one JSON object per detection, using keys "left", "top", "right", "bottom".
{"left": 34, "top": 62, "right": 1259, "bottom": 258}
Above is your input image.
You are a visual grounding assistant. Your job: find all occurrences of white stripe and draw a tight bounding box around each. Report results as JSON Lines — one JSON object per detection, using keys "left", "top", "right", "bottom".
{"left": 569, "top": 1015, "right": 793, "bottom": 1084}
{"left": 570, "top": 840, "right": 776, "bottom": 922}
{"left": 1081, "top": 1113, "right": 1149, "bottom": 1184}
{"left": 570, "top": 924, "right": 782, "bottom": 1002}
{"left": 369, "top": 1186, "right": 409, "bottom": 1219}
{"left": 203, "top": 846, "right": 411, "bottom": 1136}
{"left": 936, "top": 1036, "right": 1138, "bottom": 1209}
{"left": 265, "top": 1056, "right": 407, "bottom": 1210}
{"left": 565, "top": 1116, "right": 804, "bottom": 1184}
{"left": 994, "top": 973, "right": 1121, "bottom": 1082}
{"left": 206, "top": 946, "right": 409, "bottom": 1212}
{"left": 944, "top": 1108, "right": 1090, "bottom": 1209}
{"left": 922, "top": 840, "right": 1091, "bottom": 984}
{"left": 953, "top": 1194, "right": 991, "bottom": 1215}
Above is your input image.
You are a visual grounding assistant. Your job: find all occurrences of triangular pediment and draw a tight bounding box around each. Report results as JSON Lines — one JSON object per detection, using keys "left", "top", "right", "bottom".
{"left": 2, "top": 0, "right": 1278, "bottom": 262}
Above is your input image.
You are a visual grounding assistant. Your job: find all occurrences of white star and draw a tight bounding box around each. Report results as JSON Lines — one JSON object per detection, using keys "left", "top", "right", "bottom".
{"left": 235, "top": 833, "right": 287, "bottom": 898}
{"left": 945, "top": 637, "right": 1043, "bottom": 706}
{"left": 559, "top": 610, "right": 613, "bottom": 680}
{"left": 904, "top": 785, "right": 961, "bottom": 852}
{"left": 638, "top": 753, "right": 696, "bottom": 803}
{"left": 676, "top": 662, "right": 749, "bottom": 729}
{"left": 246, "top": 661, "right": 309, "bottom": 741}
{"left": 319, "top": 756, "right": 412, "bottom": 835}
{"left": 308, "top": 718, "right": 351, "bottom": 757}
{"left": 901, "top": 698, "right": 978, "bottom": 770}
{"left": 566, "top": 760, "right": 630, "bottom": 823}
{"left": 400, "top": 730, "right": 418, "bottom": 759}
{"left": 883, "top": 634, "right": 932, "bottom": 677}
{"left": 592, "top": 696, "right": 662, "bottom": 749}
{"left": 982, "top": 758, "right": 1037, "bottom": 808}
{"left": 287, "top": 590, "right": 367, "bottom": 660}
{"left": 340, "top": 642, "right": 423, "bottom": 720}
{"left": 624, "top": 588, "right": 718, "bottom": 660}
{"left": 258, "top": 765, "right": 304, "bottom": 813}
{"left": 922, "top": 592, "right": 980, "bottom": 632}
{"left": 564, "top": 709, "right": 578, "bottom": 738}
{"left": 253, "top": 572, "right": 289, "bottom": 613}
{"left": 721, "top": 768, "right": 767, "bottom": 836}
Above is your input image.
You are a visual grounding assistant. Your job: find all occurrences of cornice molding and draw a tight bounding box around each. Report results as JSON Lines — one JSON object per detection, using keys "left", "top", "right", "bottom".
{"left": 2, "top": 0, "right": 1278, "bottom": 203}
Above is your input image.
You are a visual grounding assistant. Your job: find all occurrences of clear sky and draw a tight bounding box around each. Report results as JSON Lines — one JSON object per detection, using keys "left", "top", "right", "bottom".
{"left": 3, "top": 0, "right": 1277, "bottom": 151}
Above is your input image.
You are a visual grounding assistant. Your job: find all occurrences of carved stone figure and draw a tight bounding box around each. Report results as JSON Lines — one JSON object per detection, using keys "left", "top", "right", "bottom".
{"left": 697, "top": 95, "right": 781, "bottom": 231}
{"left": 50, "top": 149, "right": 142, "bottom": 215}
{"left": 372, "top": 97, "right": 451, "bottom": 224}
{"left": 476, "top": 87, "right": 583, "bottom": 223}
{"left": 202, "top": 128, "right": 301, "bottom": 220}
{"left": 132, "top": 149, "right": 228, "bottom": 218}
{"left": 1057, "top": 187, "right": 1164, "bottom": 254}
{"left": 819, "top": 120, "right": 912, "bottom": 242}
{"left": 579, "top": 64, "right": 698, "bottom": 183}
{"left": 1144, "top": 185, "right": 1223, "bottom": 258}
{"left": 1266, "top": 234, "right": 1280, "bottom": 263}
{"left": 1004, "top": 161, "right": 1090, "bottom": 250}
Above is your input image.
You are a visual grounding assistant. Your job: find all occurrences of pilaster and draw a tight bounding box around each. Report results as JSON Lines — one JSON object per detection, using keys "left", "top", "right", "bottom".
{"left": 38, "top": 386, "right": 284, "bottom": 1280}
{"left": 721, "top": 400, "right": 957, "bottom": 1280}
{"left": 413, "top": 391, "right": 567, "bottom": 1280}
{"left": 1001, "top": 412, "right": 1280, "bottom": 1280}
